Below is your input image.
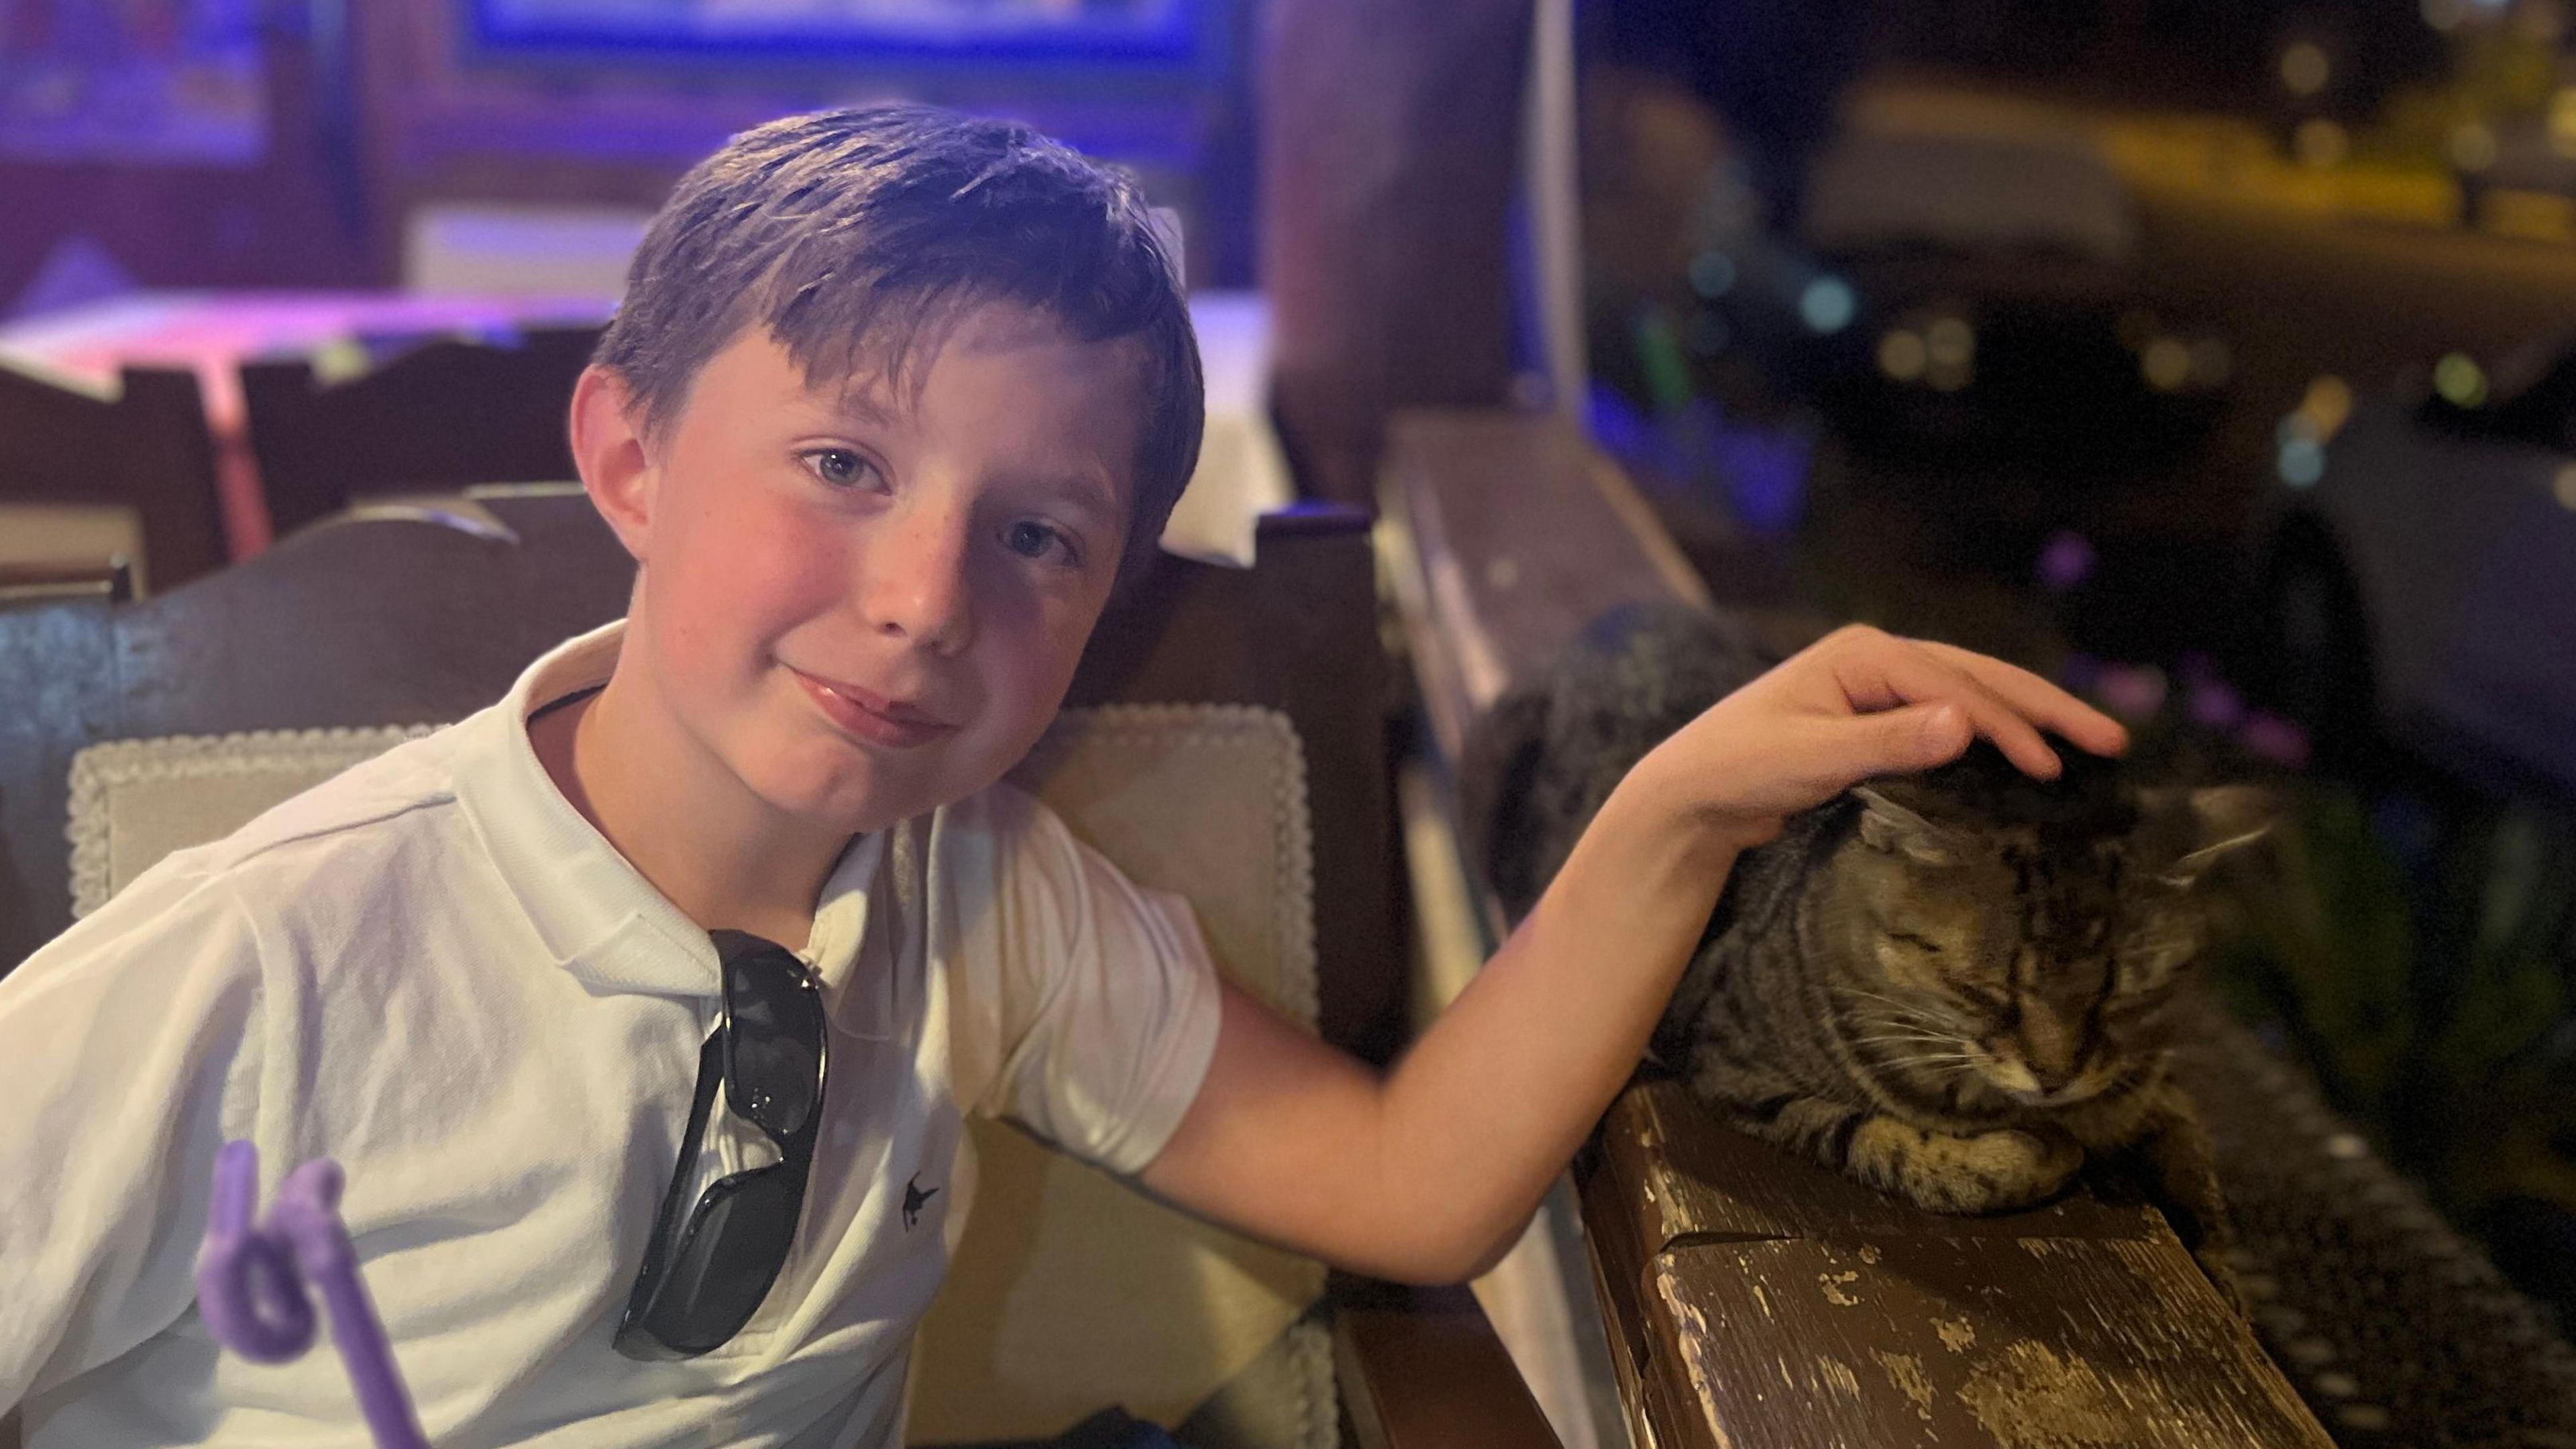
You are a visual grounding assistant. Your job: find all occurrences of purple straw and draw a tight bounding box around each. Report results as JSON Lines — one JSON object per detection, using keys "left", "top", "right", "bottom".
{"left": 197, "top": 1140, "right": 430, "bottom": 1449}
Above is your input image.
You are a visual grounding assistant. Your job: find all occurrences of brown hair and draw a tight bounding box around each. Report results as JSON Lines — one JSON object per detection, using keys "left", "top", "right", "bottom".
{"left": 596, "top": 103, "right": 1203, "bottom": 578}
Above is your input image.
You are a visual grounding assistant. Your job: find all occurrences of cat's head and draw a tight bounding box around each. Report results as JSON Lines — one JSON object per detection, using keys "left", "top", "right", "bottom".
{"left": 1812, "top": 742, "right": 2272, "bottom": 1111}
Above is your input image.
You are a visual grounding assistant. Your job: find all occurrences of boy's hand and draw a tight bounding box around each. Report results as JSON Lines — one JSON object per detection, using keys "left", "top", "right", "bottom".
{"left": 1631, "top": 624, "right": 2128, "bottom": 850}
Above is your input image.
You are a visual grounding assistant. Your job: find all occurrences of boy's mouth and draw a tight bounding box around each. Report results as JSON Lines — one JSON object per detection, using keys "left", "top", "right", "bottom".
{"left": 786, "top": 667, "right": 959, "bottom": 748}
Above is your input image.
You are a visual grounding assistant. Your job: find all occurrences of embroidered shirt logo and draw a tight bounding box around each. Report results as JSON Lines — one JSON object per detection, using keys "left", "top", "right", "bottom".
{"left": 902, "top": 1173, "right": 940, "bottom": 1230}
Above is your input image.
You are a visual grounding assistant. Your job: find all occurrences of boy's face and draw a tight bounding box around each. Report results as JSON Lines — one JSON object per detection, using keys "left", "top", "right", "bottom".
{"left": 590, "top": 303, "right": 1148, "bottom": 836}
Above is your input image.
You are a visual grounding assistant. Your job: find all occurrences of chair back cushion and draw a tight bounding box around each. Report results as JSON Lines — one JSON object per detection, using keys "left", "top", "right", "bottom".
{"left": 65, "top": 704, "right": 1334, "bottom": 1449}
{"left": 67, "top": 727, "right": 434, "bottom": 918}
{"left": 908, "top": 704, "right": 1331, "bottom": 1448}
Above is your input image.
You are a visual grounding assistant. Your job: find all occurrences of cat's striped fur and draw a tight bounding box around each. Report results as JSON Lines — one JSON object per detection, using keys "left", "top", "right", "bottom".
{"left": 1476, "top": 604, "right": 2267, "bottom": 1283}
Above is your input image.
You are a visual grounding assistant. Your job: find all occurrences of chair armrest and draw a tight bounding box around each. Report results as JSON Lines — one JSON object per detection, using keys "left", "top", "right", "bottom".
{"left": 1332, "top": 1280, "right": 1562, "bottom": 1449}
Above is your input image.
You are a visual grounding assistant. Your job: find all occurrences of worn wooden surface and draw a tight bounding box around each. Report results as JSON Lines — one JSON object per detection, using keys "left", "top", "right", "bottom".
{"left": 1585, "top": 1083, "right": 2330, "bottom": 1449}
{"left": 1379, "top": 409, "right": 1711, "bottom": 771}
{"left": 1379, "top": 407, "right": 2337, "bottom": 1449}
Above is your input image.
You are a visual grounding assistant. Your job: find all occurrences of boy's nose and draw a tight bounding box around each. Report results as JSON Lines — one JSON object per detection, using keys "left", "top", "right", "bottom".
{"left": 863, "top": 511, "right": 975, "bottom": 655}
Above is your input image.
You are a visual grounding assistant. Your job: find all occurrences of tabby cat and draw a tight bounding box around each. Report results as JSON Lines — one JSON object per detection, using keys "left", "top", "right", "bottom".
{"left": 1472, "top": 604, "right": 2270, "bottom": 1280}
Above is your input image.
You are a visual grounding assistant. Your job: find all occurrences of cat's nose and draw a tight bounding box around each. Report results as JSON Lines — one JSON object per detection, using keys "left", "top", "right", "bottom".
{"left": 2017, "top": 1012, "right": 2084, "bottom": 1089}
{"left": 2028, "top": 1058, "right": 2082, "bottom": 1093}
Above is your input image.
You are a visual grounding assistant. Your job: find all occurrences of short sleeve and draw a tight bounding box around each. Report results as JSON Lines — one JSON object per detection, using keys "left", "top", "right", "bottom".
{"left": 966, "top": 794, "right": 1223, "bottom": 1177}
{"left": 0, "top": 859, "right": 268, "bottom": 1410}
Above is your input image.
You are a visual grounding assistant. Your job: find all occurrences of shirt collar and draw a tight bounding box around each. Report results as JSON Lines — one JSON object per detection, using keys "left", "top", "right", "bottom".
{"left": 451, "top": 621, "right": 895, "bottom": 1033}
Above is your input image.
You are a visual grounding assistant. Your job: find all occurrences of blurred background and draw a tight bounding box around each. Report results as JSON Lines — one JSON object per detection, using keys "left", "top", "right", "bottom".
{"left": 1576, "top": 0, "right": 2576, "bottom": 1351}
{"left": 6, "top": 0, "right": 2576, "bottom": 1397}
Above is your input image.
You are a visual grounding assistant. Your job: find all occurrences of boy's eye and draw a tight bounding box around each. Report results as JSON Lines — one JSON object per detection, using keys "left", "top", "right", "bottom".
{"left": 799, "top": 448, "right": 882, "bottom": 491}
{"left": 1004, "top": 520, "right": 1080, "bottom": 567}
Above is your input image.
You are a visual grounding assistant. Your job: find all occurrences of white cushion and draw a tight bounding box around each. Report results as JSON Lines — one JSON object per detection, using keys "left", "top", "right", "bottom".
{"left": 68, "top": 725, "right": 435, "bottom": 918}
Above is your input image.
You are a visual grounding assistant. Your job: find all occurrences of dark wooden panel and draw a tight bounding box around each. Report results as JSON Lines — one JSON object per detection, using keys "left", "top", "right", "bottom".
{"left": 0, "top": 362, "right": 226, "bottom": 594}
{"left": 241, "top": 325, "right": 599, "bottom": 541}
{"left": 1334, "top": 1281, "right": 1562, "bottom": 1449}
{"left": 1260, "top": 4, "right": 1530, "bottom": 504}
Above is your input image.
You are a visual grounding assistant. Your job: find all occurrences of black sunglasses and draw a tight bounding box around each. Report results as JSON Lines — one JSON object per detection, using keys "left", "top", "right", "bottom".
{"left": 615, "top": 929, "right": 828, "bottom": 1360}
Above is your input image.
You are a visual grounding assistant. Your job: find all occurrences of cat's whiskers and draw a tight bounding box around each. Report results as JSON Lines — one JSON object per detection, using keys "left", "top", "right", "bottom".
{"left": 1832, "top": 986, "right": 1971, "bottom": 1034}
{"left": 1831, "top": 985, "right": 1937, "bottom": 1012}
{"left": 1844, "top": 1020, "right": 1957, "bottom": 1041}
{"left": 1847, "top": 1013, "right": 1967, "bottom": 1043}
{"left": 1871, "top": 1053, "right": 1979, "bottom": 1077}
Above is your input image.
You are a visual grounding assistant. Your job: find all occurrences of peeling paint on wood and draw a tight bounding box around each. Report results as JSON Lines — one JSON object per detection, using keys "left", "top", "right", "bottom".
{"left": 1625, "top": 1234, "right": 2334, "bottom": 1448}
{"left": 1585, "top": 1080, "right": 2338, "bottom": 1449}
{"left": 1957, "top": 1340, "right": 2151, "bottom": 1448}
{"left": 1874, "top": 1350, "right": 1937, "bottom": 1421}
{"left": 1654, "top": 1255, "right": 1735, "bottom": 1447}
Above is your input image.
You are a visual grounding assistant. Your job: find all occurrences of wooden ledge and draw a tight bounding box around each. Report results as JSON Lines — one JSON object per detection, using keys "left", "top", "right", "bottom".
{"left": 1583, "top": 1081, "right": 2325, "bottom": 1449}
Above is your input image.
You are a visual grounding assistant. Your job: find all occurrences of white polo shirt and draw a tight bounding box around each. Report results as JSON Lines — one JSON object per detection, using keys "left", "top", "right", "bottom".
{"left": 0, "top": 623, "right": 1223, "bottom": 1447}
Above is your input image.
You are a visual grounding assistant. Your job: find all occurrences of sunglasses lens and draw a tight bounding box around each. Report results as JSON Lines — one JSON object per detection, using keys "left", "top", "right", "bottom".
{"left": 628, "top": 1169, "right": 805, "bottom": 1357}
{"left": 724, "top": 951, "right": 824, "bottom": 1137}
{"left": 618, "top": 931, "right": 830, "bottom": 1362}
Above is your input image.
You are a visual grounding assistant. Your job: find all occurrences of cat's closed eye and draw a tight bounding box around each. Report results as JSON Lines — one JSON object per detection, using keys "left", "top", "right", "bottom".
{"left": 1954, "top": 985, "right": 2012, "bottom": 1019}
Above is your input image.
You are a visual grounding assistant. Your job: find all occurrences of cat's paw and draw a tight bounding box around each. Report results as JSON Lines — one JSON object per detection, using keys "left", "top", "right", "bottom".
{"left": 1854, "top": 1120, "right": 2083, "bottom": 1214}
{"left": 1947, "top": 1126, "right": 2085, "bottom": 1211}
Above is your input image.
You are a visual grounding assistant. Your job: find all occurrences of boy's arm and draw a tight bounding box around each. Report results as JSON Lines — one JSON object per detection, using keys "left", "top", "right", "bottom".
{"left": 1140, "top": 626, "right": 2126, "bottom": 1284}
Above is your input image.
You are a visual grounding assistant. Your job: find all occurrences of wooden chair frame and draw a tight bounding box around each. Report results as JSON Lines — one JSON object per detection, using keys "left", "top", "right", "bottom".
{"left": 240, "top": 324, "right": 598, "bottom": 541}
{"left": 0, "top": 358, "right": 226, "bottom": 594}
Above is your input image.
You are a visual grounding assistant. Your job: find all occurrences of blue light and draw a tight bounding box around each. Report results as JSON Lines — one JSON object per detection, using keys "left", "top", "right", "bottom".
{"left": 470, "top": 0, "right": 1203, "bottom": 63}
{"left": 1688, "top": 252, "right": 1737, "bottom": 299}
{"left": 2278, "top": 438, "right": 2325, "bottom": 487}
{"left": 1801, "top": 277, "right": 1857, "bottom": 335}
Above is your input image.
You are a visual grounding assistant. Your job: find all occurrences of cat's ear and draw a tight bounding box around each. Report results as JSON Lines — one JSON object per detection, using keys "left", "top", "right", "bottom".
{"left": 2154, "top": 784, "right": 2275, "bottom": 888}
{"left": 1854, "top": 787, "right": 1955, "bottom": 867}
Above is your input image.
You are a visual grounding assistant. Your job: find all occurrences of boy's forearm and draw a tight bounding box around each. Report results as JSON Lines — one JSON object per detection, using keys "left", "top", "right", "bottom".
{"left": 1372, "top": 763, "right": 1740, "bottom": 1279}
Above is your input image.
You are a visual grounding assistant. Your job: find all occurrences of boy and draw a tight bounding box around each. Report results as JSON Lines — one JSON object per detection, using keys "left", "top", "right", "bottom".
{"left": 0, "top": 106, "right": 2123, "bottom": 1445}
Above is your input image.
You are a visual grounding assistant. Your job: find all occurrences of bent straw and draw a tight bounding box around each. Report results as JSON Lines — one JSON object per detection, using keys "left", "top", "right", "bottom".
{"left": 197, "top": 1140, "right": 430, "bottom": 1449}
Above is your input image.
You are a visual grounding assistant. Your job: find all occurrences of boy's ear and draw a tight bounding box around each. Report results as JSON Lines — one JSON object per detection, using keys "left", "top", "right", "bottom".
{"left": 568, "top": 364, "right": 655, "bottom": 564}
